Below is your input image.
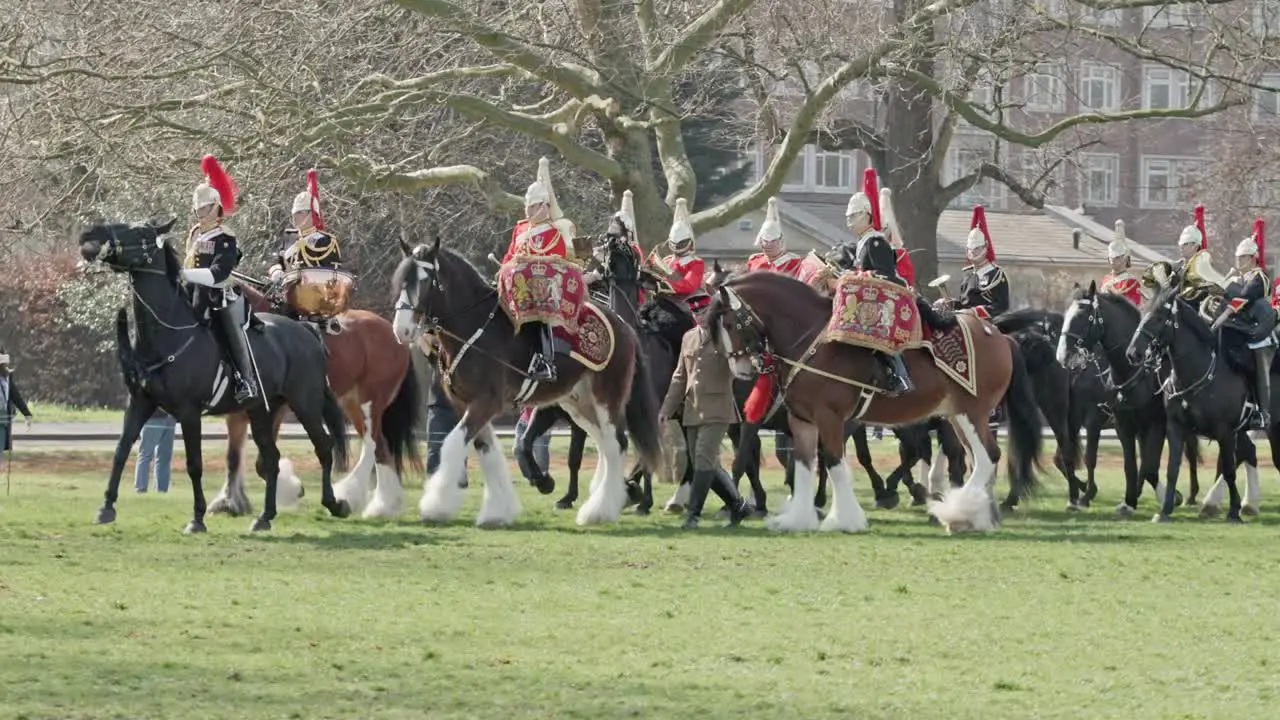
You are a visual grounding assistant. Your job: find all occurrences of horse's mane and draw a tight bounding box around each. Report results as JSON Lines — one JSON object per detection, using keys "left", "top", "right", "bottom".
{"left": 1095, "top": 291, "right": 1140, "bottom": 323}
{"left": 161, "top": 240, "right": 182, "bottom": 284}
{"left": 724, "top": 268, "right": 829, "bottom": 312}
{"left": 1150, "top": 283, "right": 1215, "bottom": 345}
{"left": 992, "top": 308, "right": 1062, "bottom": 336}
{"left": 390, "top": 245, "right": 489, "bottom": 304}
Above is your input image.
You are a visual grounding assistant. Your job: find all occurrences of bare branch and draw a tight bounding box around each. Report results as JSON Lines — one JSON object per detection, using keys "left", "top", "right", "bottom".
{"left": 325, "top": 154, "right": 523, "bottom": 213}
{"left": 652, "top": 0, "right": 757, "bottom": 76}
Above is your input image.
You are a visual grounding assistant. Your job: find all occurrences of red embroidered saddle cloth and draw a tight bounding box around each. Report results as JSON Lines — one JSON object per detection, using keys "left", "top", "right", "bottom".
{"left": 497, "top": 255, "right": 588, "bottom": 333}
{"left": 553, "top": 302, "right": 615, "bottom": 372}
{"left": 825, "top": 272, "right": 923, "bottom": 354}
{"left": 920, "top": 321, "right": 978, "bottom": 396}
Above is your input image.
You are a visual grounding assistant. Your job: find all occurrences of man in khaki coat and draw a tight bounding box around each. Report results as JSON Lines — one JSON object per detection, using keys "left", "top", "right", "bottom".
{"left": 660, "top": 325, "right": 750, "bottom": 529}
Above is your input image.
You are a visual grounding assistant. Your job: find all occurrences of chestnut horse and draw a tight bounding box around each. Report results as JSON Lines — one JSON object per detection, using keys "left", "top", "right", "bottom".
{"left": 208, "top": 283, "right": 422, "bottom": 519}
{"left": 391, "top": 238, "right": 662, "bottom": 527}
{"left": 706, "top": 272, "right": 1042, "bottom": 534}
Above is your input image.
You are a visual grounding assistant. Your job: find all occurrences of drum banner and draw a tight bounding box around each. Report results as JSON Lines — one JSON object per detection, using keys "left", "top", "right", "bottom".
{"left": 497, "top": 255, "right": 588, "bottom": 333}
{"left": 796, "top": 252, "right": 836, "bottom": 292}
{"left": 554, "top": 302, "right": 615, "bottom": 371}
{"left": 824, "top": 272, "right": 923, "bottom": 354}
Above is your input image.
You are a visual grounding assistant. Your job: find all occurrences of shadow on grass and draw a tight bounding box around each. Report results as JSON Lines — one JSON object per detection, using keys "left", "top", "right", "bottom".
{"left": 245, "top": 528, "right": 467, "bottom": 551}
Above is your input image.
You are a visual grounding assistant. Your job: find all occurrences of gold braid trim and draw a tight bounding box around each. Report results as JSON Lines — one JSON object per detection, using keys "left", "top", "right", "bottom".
{"left": 295, "top": 235, "right": 340, "bottom": 267}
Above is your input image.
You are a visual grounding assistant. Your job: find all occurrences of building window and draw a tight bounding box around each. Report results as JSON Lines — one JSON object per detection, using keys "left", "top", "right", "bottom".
{"left": 1141, "top": 156, "right": 1203, "bottom": 209}
{"left": 1078, "top": 153, "right": 1119, "bottom": 207}
{"left": 1144, "top": 4, "right": 1194, "bottom": 27}
{"left": 814, "top": 150, "right": 854, "bottom": 192}
{"left": 1079, "top": 62, "right": 1120, "bottom": 112}
{"left": 1077, "top": 1, "right": 1122, "bottom": 25}
{"left": 1255, "top": 73, "right": 1280, "bottom": 121}
{"left": 1143, "top": 65, "right": 1190, "bottom": 110}
{"left": 945, "top": 146, "right": 1008, "bottom": 210}
{"left": 1024, "top": 63, "right": 1065, "bottom": 113}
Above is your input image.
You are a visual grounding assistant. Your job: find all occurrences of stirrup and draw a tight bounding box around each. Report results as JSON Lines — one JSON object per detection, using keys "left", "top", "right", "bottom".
{"left": 529, "top": 355, "right": 556, "bottom": 382}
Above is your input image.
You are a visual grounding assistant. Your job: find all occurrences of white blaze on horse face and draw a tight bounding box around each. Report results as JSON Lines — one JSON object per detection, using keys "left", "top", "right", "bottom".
{"left": 1057, "top": 300, "right": 1086, "bottom": 365}
{"left": 716, "top": 322, "right": 754, "bottom": 380}
{"left": 392, "top": 289, "right": 416, "bottom": 344}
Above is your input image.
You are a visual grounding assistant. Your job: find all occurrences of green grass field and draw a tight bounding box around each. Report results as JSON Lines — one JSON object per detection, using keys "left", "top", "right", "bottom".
{"left": 20, "top": 402, "right": 124, "bottom": 424}
{"left": 2, "top": 439, "right": 1279, "bottom": 719}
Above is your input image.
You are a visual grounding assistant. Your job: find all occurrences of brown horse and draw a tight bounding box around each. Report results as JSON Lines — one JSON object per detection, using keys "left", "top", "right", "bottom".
{"left": 208, "top": 283, "right": 422, "bottom": 519}
{"left": 705, "top": 271, "right": 1042, "bottom": 534}
{"left": 390, "top": 237, "right": 662, "bottom": 527}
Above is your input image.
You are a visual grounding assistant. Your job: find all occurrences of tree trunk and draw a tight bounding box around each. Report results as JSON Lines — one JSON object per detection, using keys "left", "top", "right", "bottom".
{"left": 605, "top": 128, "right": 674, "bottom": 252}
{"left": 884, "top": 0, "right": 942, "bottom": 286}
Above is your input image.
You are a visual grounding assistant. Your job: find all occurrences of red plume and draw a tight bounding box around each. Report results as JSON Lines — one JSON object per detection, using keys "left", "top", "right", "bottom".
{"left": 200, "top": 154, "right": 238, "bottom": 215}
{"left": 971, "top": 205, "right": 995, "bottom": 263}
{"left": 863, "top": 168, "right": 882, "bottom": 231}
{"left": 306, "top": 169, "right": 325, "bottom": 231}
{"left": 1255, "top": 218, "right": 1266, "bottom": 271}
{"left": 1193, "top": 204, "right": 1207, "bottom": 250}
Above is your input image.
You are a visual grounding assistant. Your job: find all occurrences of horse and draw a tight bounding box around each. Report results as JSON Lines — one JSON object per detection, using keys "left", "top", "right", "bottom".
{"left": 78, "top": 219, "right": 350, "bottom": 533}
{"left": 514, "top": 229, "right": 685, "bottom": 514}
{"left": 205, "top": 283, "right": 421, "bottom": 519}
{"left": 707, "top": 271, "right": 1042, "bottom": 533}
{"left": 391, "top": 237, "right": 662, "bottom": 527}
{"left": 1058, "top": 286, "right": 1216, "bottom": 515}
{"left": 1124, "top": 283, "right": 1259, "bottom": 522}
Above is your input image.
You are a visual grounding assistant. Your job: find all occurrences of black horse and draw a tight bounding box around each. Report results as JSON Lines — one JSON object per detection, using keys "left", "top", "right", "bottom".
{"left": 1125, "top": 284, "right": 1257, "bottom": 522}
{"left": 1059, "top": 285, "right": 1209, "bottom": 514}
{"left": 515, "top": 228, "right": 686, "bottom": 514}
{"left": 79, "top": 220, "right": 350, "bottom": 533}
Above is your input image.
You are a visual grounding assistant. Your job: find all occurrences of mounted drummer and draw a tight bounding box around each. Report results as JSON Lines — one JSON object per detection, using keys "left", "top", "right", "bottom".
{"left": 1173, "top": 204, "right": 1228, "bottom": 304}
{"left": 952, "top": 205, "right": 1010, "bottom": 320}
{"left": 1216, "top": 219, "right": 1277, "bottom": 429}
{"left": 267, "top": 170, "right": 349, "bottom": 320}
{"left": 880, "top": 187, "right": 916, "bottom": 288}
{"left": 1100, "top": 219, "right": 1143, "bottom": 306}
{"left": 183, "top": 155, "right": 260, "bottom": 405}
{"left": 650, "top": 198, "right": 710, "bottom": 316}
{"left": 584, "top": 189, "right": 645, "bottom": 290}
{"left": 745, "top": 198, "right": 802, "bottom": 277}
{"left": 499, "top": 156, "right": 581, "bottom": 382}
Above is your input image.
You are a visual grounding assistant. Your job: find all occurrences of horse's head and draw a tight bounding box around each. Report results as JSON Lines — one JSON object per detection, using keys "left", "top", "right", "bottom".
{"left": 79, "top": 218, "right": 177, "bottom": 274}
{"left": 704, "top": 258, "right": 732, "bottom": 291}
{"left": 391, "top": 235, "right": 442, "bottom": 344}
{"left": 593, "top": 216, "right": 642, "bottom": 283}
{"left": 1057, "top": 280, "right": 1102, "bottom": 367}
{"left": 1127, "top": 284, "right": 1181, "bottom": 363}
{"left": 706, "top": 283, "right": 765, "bottom": 380}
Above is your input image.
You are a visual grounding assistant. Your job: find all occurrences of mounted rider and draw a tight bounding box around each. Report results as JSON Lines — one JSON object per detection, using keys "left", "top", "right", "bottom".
{"left": 499, "top": 156, "right": 582, "bottom": 382}
{"left": 267, "top": 169, "right": 350, "bottom": 321}
{"left": 182, "top": 155, "right": 260, "bottom": 405}
{"left": 584, "top": 189, "right": 645, "bottom": 292}
{"left": 830, "top": 168, "right": 913, "bottom": 395}
{"left": 952, "top": 206, "right": 1010, "bottom": 320}
{"left": 1173, "top": 204, "right": 1228, "bottom": 305}
{"left": 880, "top": 187, "right": 916, "bottom": 288}
{"left": 1216, "top": 219, "right": 1276, "bottom": 430}
{"left": 651, "top": 198, "right": 710, "bottom": 316}
{"left": 1100, "top": 219, "right": 1143, "bottom": 306}
{"left": 745, "top": 198, "right": 803, "bottom": 277}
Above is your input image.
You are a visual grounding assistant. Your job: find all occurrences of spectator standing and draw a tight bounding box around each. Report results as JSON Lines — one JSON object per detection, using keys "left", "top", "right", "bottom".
{"left": 134, "top": 408, "right": 177, "bottom": 493}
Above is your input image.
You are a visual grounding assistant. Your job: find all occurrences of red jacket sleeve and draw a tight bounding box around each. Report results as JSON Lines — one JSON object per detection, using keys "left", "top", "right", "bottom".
{"left": 896, "top": 249, "right": 915, "bottom": 288}
{"left": 502, "top": 224, "right": 523, "bottom": 265}
{"left": 669, "top": 258, "right": 706, "bottom": 295}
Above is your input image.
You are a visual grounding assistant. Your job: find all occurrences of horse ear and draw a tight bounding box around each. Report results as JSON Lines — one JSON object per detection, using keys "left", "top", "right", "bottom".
{"left": 1088, "top": 279, "right": 1097, "bottom": 295}
{"left": 150, "top": 217, "right": 177, "bottom": 235}
{"left": 399, "top": 238, "right": 412, "bottom": 258}
{"left": 430, "top": 234, "right": 442, "bottom": 255}
{"left": 714, "top": 258, "right": 724, "bottom": 274}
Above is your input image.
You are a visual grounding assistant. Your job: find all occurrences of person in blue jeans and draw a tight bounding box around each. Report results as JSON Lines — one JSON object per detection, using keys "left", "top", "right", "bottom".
{"left": 135, "top": 409, "right": 176, "bottom": 493}
{"left": 426, "top": 373, "right": 469, "bottom": 487}
{"left": 514, "top": 407, "right": 551, "bottom": 479}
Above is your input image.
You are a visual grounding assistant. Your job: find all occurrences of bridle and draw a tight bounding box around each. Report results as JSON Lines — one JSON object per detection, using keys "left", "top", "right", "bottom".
{"left": 1137, "top": 294, "right": 1217, "bottom": 402}
{"left": 1062, "top": 295, "right": 1156, "bottom": 403}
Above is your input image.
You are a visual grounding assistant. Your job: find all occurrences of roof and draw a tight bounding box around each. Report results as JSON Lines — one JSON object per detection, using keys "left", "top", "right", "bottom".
{"left": 695, "top": 196, "right": 1173, "bottom": 267}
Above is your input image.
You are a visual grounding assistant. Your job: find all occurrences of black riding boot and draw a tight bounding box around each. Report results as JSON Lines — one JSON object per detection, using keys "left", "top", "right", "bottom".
{"left": 215, "top": 306, "right": 260, "bottom": 405}
{"left": 528, "top": 323, "right": 557, "bottom": 382}
{"left": 709, "top": 467, "right": 751, "bottom": 526}
{"left": 880, "top": 352, "right": 913, "bottom": 396}
{"left": 683, "top": 469, "right": 718, "bottom": 530}
{"left": 1253, "top": 347, "right": 1274, "bottom": 429}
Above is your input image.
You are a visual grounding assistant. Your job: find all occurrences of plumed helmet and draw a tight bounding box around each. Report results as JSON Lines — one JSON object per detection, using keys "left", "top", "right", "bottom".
{"left": 667, "top": 198, "right": 694, "bottom": 249}
{"left": 1108, "top": 219, "right": 1129, "bottom": 260}
{"left": 192, "top": 155, "right": 237, "bottom": 214}
{"left": 291, "top": 169, "right": 325, "bottom": 230}
{"left": 756, "top": 197, "right": 782, "bottom": 245}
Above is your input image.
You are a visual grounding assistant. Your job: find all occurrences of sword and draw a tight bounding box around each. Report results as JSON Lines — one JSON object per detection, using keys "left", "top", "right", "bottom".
{"left": 232, "top": 271, "right": 268, "bottom": 287}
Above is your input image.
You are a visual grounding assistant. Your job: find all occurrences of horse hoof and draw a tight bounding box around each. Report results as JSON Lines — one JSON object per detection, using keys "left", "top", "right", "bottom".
{"left": 1115, "top": 504, "right": 1135, "bottom": 519}
{"left": 332, "top": 500, "right": 352, "bottom": 519}
{"left": 633, "top": 505, "right": 651, "bottom": 517}
{"left": 875, "top": 493, "right": 900, "bottom": 511}
{"left": 1242, "top": 505, "right": 1260, "bottom": 517}
{"left": 554, "top": 499, "right": 575, "bottom": 510}
{"left": 1151, "top": 513, "right": 1172, "bottom": 524}
{"left": 183, "top": 520, "right": 207, "bottom": 534}
{"left": 533, "top": 476, "right": 556, "bottom": 496}
{"left": 751, "top": 507, "right": 769, "bottom": 519}
{"left": 999, "top": 501, "right": 1016, "bottom": 512}
{"left": 1065, "top": 503, "right": 1081, "bottom": 513}
{"left": 1227, "top": 513, "right": 1244, "bottom": 524}
{"left": 95, "top": 507, "right": 117, "bottom": 525}
{"left": 909, "top": 485, "right": 929, "bottom": 507}
{"left": 664, "top": 503, "right": 685, "bottom": 515}
{"left": 1199, "top": 505, "right": 1221, "bottom": 519}
{"left": 1077, "top": 497, "right": 1092, "bottom": 509}
{"left": 250, "top": 518, "right": 272, "bottom": 532}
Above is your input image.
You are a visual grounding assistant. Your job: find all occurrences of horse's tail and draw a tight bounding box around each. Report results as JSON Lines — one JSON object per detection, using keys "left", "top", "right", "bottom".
{"left": 624, "top": 338, "right": 663, "bottom": 476}
{"left": 1003, "top": 337, "right": 1044, "bottom": 502}
{"left": 320, "top": 385, "right": 350, "bottom": 472}
{"left": 381, "top": 364, "right": 424, "bottom": 476}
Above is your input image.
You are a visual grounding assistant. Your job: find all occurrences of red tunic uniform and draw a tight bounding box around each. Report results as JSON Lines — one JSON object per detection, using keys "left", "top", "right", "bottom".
{"left": 661, "top": 253, "right": 708, "bottom": 313}
{"left": 1101, "top": 270, "right": 1142, "bottom": 306}
{"left": 1272, "top": 277, "right": 1280, "bottom": 310}
{"left": 502, "top": 219, "right": 575, "bottom": 263}
{"left": 746, "top": 251, "right": 803, "bottom": 277}
{"left": 895, "top": 248, "right": 915, "bottom": 288}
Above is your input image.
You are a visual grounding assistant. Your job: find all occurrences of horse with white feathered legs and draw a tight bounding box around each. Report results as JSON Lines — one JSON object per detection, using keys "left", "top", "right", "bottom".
{"left": 390, "top": 237, "right": 662, "bottom": 527}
